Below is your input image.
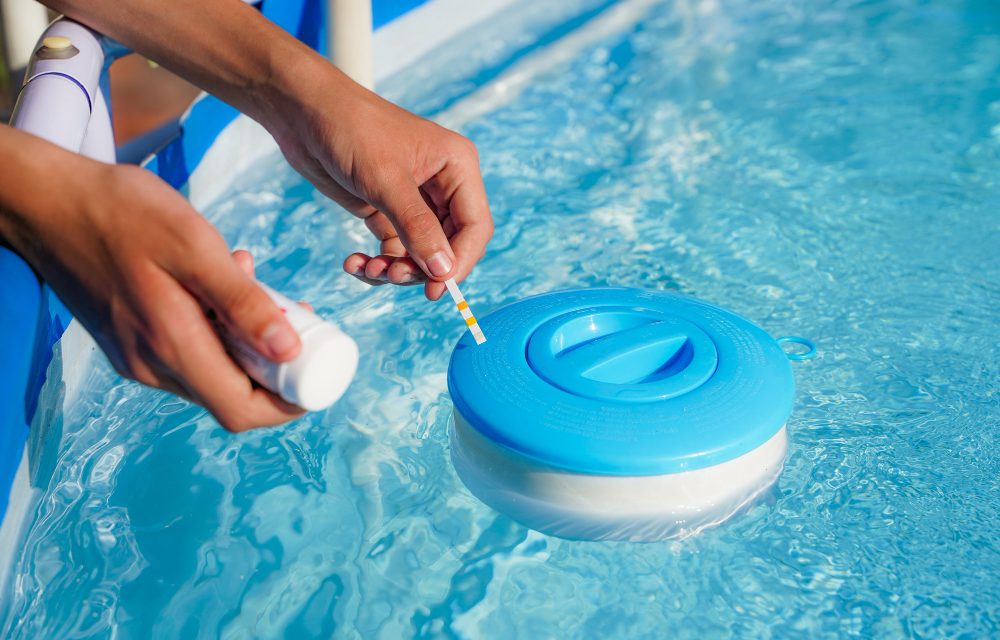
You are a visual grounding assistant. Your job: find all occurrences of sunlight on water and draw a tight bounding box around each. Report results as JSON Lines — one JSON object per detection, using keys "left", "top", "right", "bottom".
{"left": 3, "top": 0, "right": 999, "bottom": 637}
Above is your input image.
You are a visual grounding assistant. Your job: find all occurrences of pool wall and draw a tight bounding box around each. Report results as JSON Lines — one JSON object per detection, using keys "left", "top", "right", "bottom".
{"left": 0, "top": 0, "right": 518, "bottom": 587}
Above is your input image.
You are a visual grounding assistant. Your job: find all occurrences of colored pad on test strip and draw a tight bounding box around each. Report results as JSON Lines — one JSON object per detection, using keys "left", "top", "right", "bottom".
{"left": 444, "top": 278, "right": 487, "bottom": 345}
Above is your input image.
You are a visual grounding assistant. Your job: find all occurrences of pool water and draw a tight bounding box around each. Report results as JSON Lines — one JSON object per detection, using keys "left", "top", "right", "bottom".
{"left": 4, "top": 0, "right": 1000, "bottom": 636}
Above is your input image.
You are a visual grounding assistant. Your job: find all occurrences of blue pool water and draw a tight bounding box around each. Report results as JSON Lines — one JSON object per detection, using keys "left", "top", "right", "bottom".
{"left": 3, "top": 0, "right": 1000, "bottom": 636}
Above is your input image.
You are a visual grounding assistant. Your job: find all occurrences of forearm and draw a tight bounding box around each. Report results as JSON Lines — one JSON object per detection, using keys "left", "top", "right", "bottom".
{"left": 0, "top": 125, "right": 87, "bottom": 260}
{"left": 40, "top": 0, "right": 349, "bottom": 138}
{"left": 37, "top": 0, "right": 493, "bottom": 298}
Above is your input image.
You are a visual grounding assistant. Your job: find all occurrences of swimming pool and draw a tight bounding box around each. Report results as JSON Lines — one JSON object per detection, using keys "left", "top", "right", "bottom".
{"left": 3, "top": 0, "right": 999, "bottom": 636}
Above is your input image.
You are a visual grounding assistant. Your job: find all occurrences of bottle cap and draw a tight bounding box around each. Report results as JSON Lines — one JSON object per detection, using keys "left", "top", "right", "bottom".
{"left": 280, "top": 323, "right": 359, "bottom": 411}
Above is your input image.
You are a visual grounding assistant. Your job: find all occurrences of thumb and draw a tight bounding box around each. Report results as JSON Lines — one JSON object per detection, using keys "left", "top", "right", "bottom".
{"left": 376, "top": 174, "right": 456, "bottom": 280}
{"left": 183, "top": 257, "right": 301, "bottom": 362}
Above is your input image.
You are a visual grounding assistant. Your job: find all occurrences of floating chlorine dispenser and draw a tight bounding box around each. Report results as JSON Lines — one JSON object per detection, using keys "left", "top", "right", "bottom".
{"left": 447, "top": 288, "right": 810, "bottom": 542}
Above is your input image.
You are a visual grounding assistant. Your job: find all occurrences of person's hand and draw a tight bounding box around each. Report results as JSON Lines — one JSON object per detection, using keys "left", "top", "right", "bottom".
{"left": 41, "top": 0, "right": 492, "bottom": 300}
{"left": 231, "top": 248, "right": 315, "bottom": 310}
{"left": 0, "top": 132, "right": 305, "bottom": 431}
{"left": 260, "top": 62, "right": 494, "bottom": 301}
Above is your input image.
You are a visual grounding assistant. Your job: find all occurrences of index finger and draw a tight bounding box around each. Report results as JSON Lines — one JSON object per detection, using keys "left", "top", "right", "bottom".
{"left": 425, "top": 164, "right": 493, "bottom": 300}
{"left": 169, "top": 294, "right": 305, "bottom": 430}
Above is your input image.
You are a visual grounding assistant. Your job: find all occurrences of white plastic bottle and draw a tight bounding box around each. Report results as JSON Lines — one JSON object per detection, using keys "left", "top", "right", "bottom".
{"left": 227, "top": 285, "right": 359, "bottom": 411}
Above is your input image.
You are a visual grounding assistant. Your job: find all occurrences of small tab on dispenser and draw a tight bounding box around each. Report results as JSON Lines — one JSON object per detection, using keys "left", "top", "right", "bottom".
{"left": 42, "top": 36, "right": 72, "bottom": 50}
{"left": 37, "top": 36, "right": 80, "bottom": 60}
{"left": 776, "top": 336, "right": 816, "bottom": 361}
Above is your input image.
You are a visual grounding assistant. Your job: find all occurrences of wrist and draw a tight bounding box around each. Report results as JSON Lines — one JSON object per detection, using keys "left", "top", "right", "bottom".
{"left": 251, "top": 49, "right": 361, "bottom": 145}
{"left": 0, "top": 138, "right": 60, "bottom": 259}
{"left": 0, "top": 129, "right": 99, "bottom": 262}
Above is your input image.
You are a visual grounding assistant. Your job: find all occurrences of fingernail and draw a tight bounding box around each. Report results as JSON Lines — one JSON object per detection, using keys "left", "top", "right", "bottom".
{"left": 263, "top": 322, "right": 298, "bottom": 358}
{"left": 426, "top": 252, "right": 453, "bottom": 278}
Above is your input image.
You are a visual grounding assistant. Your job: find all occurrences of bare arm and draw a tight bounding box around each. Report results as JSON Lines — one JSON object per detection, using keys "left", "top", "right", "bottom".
{"left": 44, "top": 0, "right": 494, "bottom": 300}
{"left": 43, "top": 0, "right": 315, "bottom": 131}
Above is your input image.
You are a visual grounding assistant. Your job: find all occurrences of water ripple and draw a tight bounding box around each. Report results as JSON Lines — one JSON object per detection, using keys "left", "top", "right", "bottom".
{"left": 3, "top": 0, "right": 1000, "bottom": 637}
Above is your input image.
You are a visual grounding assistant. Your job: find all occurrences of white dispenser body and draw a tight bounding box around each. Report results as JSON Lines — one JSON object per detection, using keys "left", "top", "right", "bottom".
{"left": 229, "top": 285, "right": 358, "bottom": 411}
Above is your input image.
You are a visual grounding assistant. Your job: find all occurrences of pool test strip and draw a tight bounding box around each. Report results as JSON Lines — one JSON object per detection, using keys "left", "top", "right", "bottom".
{"left": 444, "top": 278, "right": 487, "bottom": 345}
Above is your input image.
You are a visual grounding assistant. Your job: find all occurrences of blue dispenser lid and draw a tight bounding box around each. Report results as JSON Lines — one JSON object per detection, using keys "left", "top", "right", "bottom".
{"left": 447, "top": 288, "right": 795, "bottom": 476}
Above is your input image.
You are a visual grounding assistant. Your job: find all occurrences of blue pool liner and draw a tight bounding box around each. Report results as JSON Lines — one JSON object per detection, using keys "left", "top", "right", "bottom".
{"left": 0, "top": 249, "right": 42, "bottom": 519}
{"left": 0, "top": 249, "right": 73, "bottom": 518}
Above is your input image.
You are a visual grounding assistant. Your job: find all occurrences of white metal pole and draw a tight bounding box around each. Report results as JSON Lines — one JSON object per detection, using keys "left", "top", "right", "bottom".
{"left": 327, "top": 0, "right": 374, "bottom": 90}
{"left": 1, "top": 0, "right": 50, "bottom": 72}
